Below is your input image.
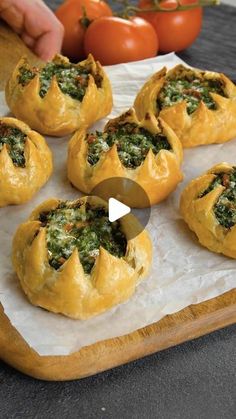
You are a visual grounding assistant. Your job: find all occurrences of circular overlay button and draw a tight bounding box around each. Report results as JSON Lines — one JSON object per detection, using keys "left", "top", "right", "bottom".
{"left": 91, "top": 177, "right": 151, "bottom": 239}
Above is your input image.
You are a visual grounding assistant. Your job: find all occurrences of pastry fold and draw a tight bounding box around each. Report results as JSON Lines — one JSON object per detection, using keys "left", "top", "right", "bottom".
{"left": 5, "top": 54, "right": 113, "bottom": 136}
{"left": 12, "top": 196, "right": 152, "bottom": 319}
{"left": 67, "top": 108, "right": 183, "bottom": 208}
{"left": 0, "top": 117, "right": 52, "bottom": 207}
{"left": 134, "top": 65, "right": 236, "bottom": 148}
{"left": 180, "top": 163, "right": 236, "bottom": 258}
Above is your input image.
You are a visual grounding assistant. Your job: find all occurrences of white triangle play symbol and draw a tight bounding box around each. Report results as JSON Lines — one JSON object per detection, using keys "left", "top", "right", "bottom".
{"left": 108, "top": 198, "right": 131, "bottom": 222}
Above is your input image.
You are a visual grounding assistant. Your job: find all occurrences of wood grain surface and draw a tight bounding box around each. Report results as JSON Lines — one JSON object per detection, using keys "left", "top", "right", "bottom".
{"left": 0, "top": 22, "right": 235, "bottom": 381}
{"left": 0, "top": 292, "right": 236, "bottom": 381}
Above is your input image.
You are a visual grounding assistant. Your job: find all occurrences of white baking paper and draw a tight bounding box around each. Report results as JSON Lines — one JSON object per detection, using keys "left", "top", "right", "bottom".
{"left": 0, "top": 53, "right": 235, "bottom": 356}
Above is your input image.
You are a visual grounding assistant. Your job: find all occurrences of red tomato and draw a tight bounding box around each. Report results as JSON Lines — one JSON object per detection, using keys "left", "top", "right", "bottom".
{"left": 138, "top": 0, "right": 203, "bottom": 52}
{"left": 55, "top": 0, "right": 113, "bottom": 61}
{"left": 84, "top": 16, "right": 159, "bottom": 65}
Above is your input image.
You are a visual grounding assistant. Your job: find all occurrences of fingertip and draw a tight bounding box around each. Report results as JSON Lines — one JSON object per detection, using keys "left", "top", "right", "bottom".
{"left": 21, "top": 32, "right": 36, "bottom": 48}
{"left": 57, "top": 21, "right": 65, "bottom": 39}
{"left": 34, "top": 42, "right": 58, "bottom": 62}
{"left": 37, "top": 50, "right": 54, "bottom": 62}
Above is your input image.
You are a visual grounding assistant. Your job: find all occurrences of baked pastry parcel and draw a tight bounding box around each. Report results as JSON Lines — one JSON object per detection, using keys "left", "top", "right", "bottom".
{"left": 134, "top": 65, "right": 236, "bottom": 148}
{"left": 67, "top": 108, "right": 183, "bottom": 208}
{"left": 12, "top": 196, "right": 152, "bottom": 319}
{"left": 180, "top": 163, "right": 236, "bottom": 258}
{"left": 5, "top": 54, "right": 113, "bottom": 137}
{"left": 0, "top": 117, "right": 52, "bottom": 207}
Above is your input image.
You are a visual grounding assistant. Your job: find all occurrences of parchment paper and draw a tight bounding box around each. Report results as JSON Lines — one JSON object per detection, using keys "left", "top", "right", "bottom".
{"left": 0, "top": 53, "right": 235, "bottom": 356}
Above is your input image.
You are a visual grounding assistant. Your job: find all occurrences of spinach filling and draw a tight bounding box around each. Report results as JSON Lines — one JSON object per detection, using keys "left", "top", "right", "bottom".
{"left": 199, "top": 168, "right": 236, "bottom": 228}
{"left": 158, "top": 75, "right": 226, "bottom": 115}
{"left": 0, "top": 122, "right": 26, "bottom": 167}
{"left": 18, "top": 61, "right": 101, "bottom": 101}
{"left": 39, "top": 201, "right": 127, "bottom": 274}
{"left": 86, "top": 122, "right": 171, "bottom": 169}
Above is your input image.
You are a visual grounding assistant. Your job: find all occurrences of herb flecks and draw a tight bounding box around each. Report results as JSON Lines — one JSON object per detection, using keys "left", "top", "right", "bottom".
{"left": 158, "top": 74, "right": 226, "bottom": 115}
{"left": 0, "top": 122, "right": 26, "bottom": 167}
{"left": 18, "top": 67, "right": 35, "bottom": 86}
{"left": 18, "top": 61, "right": 101, "bottom": 102}
{"left": 199, "top": 168, "right": 236, "bottom": 228}
{"left": 87, "top": 122, "right": 171, "bottom": 169}
{"left": 39, "top": 201, "right": 127, "bottom": 274}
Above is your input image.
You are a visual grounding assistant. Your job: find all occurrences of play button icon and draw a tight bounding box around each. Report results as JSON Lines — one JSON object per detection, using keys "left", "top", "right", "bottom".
{"left": 90, "top": 177, "right": 151, "bottom": 240}
{"left": 108, "top": 198, "right": 131, "bottom": 222}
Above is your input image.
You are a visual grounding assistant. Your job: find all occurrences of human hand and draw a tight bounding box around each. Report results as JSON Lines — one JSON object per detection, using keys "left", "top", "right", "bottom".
{"left": 0, "top": 0, "right": 64, "bottom": 61}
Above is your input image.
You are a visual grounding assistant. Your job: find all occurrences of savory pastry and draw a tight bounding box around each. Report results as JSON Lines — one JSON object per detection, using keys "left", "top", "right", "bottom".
{"left": 134, "top": 65, "right": 236, "bottom": 148}
{"left": 5, "top": 54, "right": 113, "bottom": 136}
{"left": 67, "top": 108, "right": 183, "bottom": 208}
{"left": 180, "top": 163, "right": 236, "bottom": 258}
{"left": 12, "top": 196, "right": 152, "bottom": 319}
{"left": 0, "top": 117, "right": 52, "bottom": 207}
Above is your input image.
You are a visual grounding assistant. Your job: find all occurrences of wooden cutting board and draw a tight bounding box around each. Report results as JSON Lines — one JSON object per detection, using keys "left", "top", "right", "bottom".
{"left": 0, "top": 23, "right": 235, "bottom": 381}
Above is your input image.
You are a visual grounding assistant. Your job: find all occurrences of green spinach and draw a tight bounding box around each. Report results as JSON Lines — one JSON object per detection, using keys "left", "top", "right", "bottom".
{"left": 87, "top": 122, "right": 171, "bottom": 169}
{"left": 0, "top": 122, "right": 26, "bottom": 167}
{"left": 158, "top": 76, "right": 226, "bottom": 115}
{"left": 18, "top": 62, "right": 95, "bottom": 101}
{"left": 199, "top": 168, "right": 236, "bottom": 228}
{"left": 39, "top": 201, "right": 127, "bottom": 274}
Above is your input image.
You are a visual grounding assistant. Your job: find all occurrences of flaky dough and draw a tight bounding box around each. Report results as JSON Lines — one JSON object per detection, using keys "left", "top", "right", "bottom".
{"left": 67, "top": 108, "right": 183, "bottom": 208}
{"left": 180, "top": 163, "right": 236, "bottom": 258}
{"left": 6, "top": 54, "right": 113, "bottom": 136}
{"left": 12, "top": 196, "right": 153, "bottom": 319}
{"left": 134, "top": 65, "right": 236, "bottom": 148}
{"left": 0, "top": 117, "right": 52, "bottom": 207}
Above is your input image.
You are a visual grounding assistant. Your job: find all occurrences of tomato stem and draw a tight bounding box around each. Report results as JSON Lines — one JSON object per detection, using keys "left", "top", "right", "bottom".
{"left": 117, "top": 0, "right": 219, "bottom": 16}
{"left": 79, "top": 5, "right": 92, "bottom": 28}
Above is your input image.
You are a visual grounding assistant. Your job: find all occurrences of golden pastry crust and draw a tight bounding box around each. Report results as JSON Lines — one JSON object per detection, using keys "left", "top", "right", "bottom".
{"left": 0, "top": 117, "right": 52, "bottom": 207}
{"left": 134, "top": 65, "right": 236, "bottom": 148}
{"left": 5, "top": 54, "right": 113, "bottom": 137}
{"left": 180, "top": 163, "right": 236, "bottom": 258}
{"left": 67, "top": 108, "right": 183, "bottom": 208}
{"left": 12, "top": 196, "right": 152, "bottom": 319}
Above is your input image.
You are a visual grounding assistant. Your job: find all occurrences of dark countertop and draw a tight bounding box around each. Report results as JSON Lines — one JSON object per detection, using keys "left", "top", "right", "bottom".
{"left": 0, "top": 2, "right": 236, "bottom": 418}
{"left": 0, "top": 326, "right": 235, "bottom": 419}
